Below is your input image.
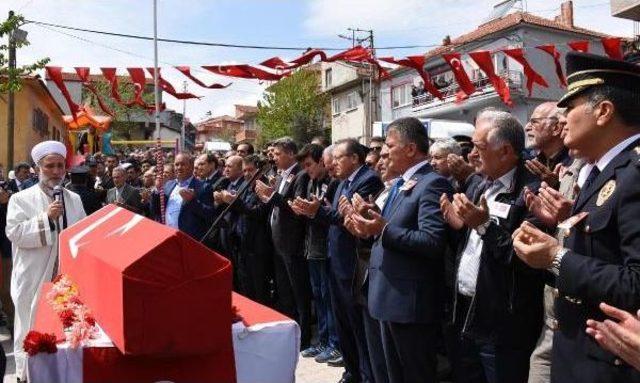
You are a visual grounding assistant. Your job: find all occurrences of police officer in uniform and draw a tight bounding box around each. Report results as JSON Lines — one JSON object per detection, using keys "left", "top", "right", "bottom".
{"left": 513, "top": 52, "right": 640, "bottom": 382}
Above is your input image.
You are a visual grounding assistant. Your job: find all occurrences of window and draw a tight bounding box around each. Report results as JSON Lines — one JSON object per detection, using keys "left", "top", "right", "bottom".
{"left": 325, "top": 69, "right": 333, "bottom": 88}
{"left": 32, "top": 108, "right": 49, "bottom": 137}
{"left": 346, "top": 91, "right": 359, "bottom": 110}
{"left": 392, "top": 84, "right": 412, "bottom": 108}
{"left": 332, "top": 97, "right": 341, "bottom": 115}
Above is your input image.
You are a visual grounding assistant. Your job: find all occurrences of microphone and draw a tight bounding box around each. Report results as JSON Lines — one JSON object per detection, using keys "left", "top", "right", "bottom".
{"left": 53, "top": 185, "right": 63, "bottom": 203}
{"left": 52, "top": 185, "right": 67, "bottom": 231}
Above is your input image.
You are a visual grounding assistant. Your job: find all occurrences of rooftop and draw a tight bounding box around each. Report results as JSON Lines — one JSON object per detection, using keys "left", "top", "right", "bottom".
{"left": 424, "top": 11, "right": 611, "bottom": 60}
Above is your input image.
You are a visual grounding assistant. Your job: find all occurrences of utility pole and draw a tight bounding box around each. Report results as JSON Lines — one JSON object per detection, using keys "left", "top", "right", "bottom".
{"left": 7, "top": 10, "right": 16, "bottom": 168}
{"left": 181, "top": 81, "right": 187, "bottom": 152}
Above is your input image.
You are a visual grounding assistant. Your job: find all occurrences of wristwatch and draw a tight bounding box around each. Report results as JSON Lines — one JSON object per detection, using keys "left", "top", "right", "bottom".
{"left": 549, "top": 247, "right": 569, "bottom": 276}
{"left": 475, "top": 219, "right": 491, "bottom": 235}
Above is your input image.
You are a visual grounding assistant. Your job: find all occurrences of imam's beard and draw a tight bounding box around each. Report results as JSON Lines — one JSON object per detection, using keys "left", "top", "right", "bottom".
{"left": 39, "top": 172, "right": 63, "bottom": 190}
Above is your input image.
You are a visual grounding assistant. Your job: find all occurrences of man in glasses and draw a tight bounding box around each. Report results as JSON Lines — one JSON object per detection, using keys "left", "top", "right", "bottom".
{"left": 369, "top": 136, "right": 385, "bottom": 154}
{"left": 524, "top": 102, "right": 572, "bottom": 187}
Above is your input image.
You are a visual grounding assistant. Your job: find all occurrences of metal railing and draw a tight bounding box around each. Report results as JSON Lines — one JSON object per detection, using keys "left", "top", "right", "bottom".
{"left": 412, "top": 69, "right": 523, "bottom": 108}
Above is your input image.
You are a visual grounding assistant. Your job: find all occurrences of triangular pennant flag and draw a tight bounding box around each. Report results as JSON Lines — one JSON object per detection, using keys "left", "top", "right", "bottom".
{"left": 601, "top": 37, "right": 623, "bottom": 60}
{"left": 146, "top": 67, "right": 201, "bottom": 100}
{"left": 100, "top": 68, "right": 126, "bottom": 104}
{"left": 126, "top": 68, "right": 152, "bottom": 108}
{"left": 202, "top": 64, "right": 287, "bottom": 81}
{"left": 502, "top": 48, "right": 548, "bottom": 96}
{"left": 442, "top": 53, "right": 476, "bottom": 101}
{"left": 536, "top": 45, "right": 567, "bottom": 87}
{"left": 46, "top": 66, "right": 80, "bottom": 120}
{"left": 568, "top": 40, "right": 590, "bottom": 53}
{"left": 175, "top": 66, "right": 231, "bottom": 89}
{"left": 469, "top": 51, "right": 512, "bottom": 106}
{"left": 74, "top": 67, "right": 114, "bottom": 117}
{"left": 379, "top": 56, "right": 443, "bottom": 100}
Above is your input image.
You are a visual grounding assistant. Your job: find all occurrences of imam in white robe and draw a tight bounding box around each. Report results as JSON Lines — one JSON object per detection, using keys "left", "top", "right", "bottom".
{"left": 5, "top": 184, "right": 86, "bottom": 380}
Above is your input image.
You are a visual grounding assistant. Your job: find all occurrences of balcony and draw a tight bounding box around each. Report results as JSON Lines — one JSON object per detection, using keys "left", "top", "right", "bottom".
{"left": 412, "top": 70, "right": 523, "bottom": 111}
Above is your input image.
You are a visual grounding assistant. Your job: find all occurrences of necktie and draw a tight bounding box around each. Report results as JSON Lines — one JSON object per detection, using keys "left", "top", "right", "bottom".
{"left": 582, "top": 166, "right": 600, "bottom": 191}
{"left": 382, "top": 178, "right": 405, "bottom": 218}
{"left": 340, "top": 179, "right": 351, "bottom": 197}
{"left": 573, "top": 166, "right": 600, "bottom": 211}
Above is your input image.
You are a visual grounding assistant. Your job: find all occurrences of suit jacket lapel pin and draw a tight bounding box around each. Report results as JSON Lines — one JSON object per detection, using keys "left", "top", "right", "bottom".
{"left": 596, "top": 180, "right": 616, "bottom": 207}
{"left": 400, "top": 179, "right": 417, "bottom": 192}
{"left": 634, "top": 145, "right": 640, "bottom": 155}
{"left": 286, "top": 173, "right": 294, "bottom": 184}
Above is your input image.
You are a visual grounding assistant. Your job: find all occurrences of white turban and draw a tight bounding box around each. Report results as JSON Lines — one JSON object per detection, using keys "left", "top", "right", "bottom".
{"left": 31, "top": 141, "right": 67, "bottom": 164}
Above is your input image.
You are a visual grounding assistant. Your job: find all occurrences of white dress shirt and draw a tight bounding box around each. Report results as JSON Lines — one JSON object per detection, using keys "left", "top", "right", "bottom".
{"left": 457, "top": 167, "right": 516, "bottom": 297}
{"left": 577, "top": 133, "right": 640, "bottom": 188}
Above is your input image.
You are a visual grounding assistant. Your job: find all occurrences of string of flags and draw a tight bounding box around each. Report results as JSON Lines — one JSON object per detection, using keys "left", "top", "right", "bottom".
{"left": 46, "top": 36, "right": 623, "bottom": 119}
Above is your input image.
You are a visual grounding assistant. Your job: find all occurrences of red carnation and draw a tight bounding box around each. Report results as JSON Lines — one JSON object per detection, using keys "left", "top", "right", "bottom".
{"left": 23, "top": 331, "right": 58, "bottom": 356}
{"left": 84, "top": 314, "right": 96, "bottom": 327}
{"left": 58, "top": 309, "right": 77, "bottom": 328}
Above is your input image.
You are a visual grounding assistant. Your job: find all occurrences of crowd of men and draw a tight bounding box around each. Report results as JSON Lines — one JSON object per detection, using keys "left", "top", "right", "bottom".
{"left": 3, "top": 52, "right": 640, "bottom": 383}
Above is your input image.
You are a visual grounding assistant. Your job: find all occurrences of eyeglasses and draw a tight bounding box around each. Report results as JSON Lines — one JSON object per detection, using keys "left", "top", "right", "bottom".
{"left": 333, "top": 153, "right": 352, "bottom": 161}
{"left": 369, "top": 146, "right": 382, "bottom": 152}
{"left": 527, "top": 117, "right": 558, "bottom": 126}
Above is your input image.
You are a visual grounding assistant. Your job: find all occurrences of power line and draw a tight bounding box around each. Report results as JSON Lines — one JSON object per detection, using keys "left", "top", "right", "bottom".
{"left": 24, "top": 19, "right": 439, "bottom": 51}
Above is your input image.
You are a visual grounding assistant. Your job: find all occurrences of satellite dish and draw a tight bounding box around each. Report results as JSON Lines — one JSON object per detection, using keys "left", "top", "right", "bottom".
{"left": 482, "top": 0, "right": 518, "bottom": 23}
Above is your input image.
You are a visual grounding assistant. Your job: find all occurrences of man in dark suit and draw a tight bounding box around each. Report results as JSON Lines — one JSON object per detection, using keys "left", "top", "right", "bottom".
{"left": 348, "top": 118, "right": 453, "bottom": 383}
{"left": 294, "top": 138, "right": 384, "bottom": 383}
{"left": 218, "top": 154, "right": 274, "bottom": 305}
{"left": 7, "top": 163, "right": 36, "bottom": 193}
{"left": 514, "top": 52, "right": 640, "bottom": 383}
{"left": 196, "top": 153, "right": 229, "bottom": 191}
{"left": 213, "top": 155, "right": 246, "bottom": 291}
{"left": 440, "top": 109, "right": 545, "bottom": 383}
{"left": 151, "top": 153, "right": 215, "bottom": 241}
{"left": 106, "top": 166, "right": 145, "bottom": 214}
{"left": 254, "top": 137, "right": 312, "bottom": 349}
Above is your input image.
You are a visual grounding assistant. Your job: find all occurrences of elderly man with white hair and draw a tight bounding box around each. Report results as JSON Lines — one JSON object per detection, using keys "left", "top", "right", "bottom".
{"left": 5, "top": 141, "right": 86, "bottom": 381}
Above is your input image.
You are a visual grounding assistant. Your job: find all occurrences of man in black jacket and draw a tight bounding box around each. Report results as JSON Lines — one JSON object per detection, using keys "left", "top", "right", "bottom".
{"left": 294, "top": 139, "right": 384, "bottom": 383}
{"left": 291, "top": 144, "right": 342, "bottom": 363}
{"left": 514, "top": 52, "right": 640, "bottom": 383}
{"left": 255, "top": 137, "right": 312, "bottom": 349}
{"left": 440, "top": 109, "right": 544, "bottom": 383}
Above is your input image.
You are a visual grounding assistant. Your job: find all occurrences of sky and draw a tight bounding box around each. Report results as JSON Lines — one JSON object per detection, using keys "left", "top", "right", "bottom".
{"left": 0, "top": 0, "right": 633, "bottom": 123}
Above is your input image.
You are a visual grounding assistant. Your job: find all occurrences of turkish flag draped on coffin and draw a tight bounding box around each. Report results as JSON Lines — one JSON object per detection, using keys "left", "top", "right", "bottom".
{"left": 58, "top": 204, "right": 234, "bottom": 358}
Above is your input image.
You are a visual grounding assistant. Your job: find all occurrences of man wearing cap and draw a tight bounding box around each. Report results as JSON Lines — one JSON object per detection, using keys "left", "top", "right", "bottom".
{"left": 513, "top": 52, "right": 640, "bottom": 382}
{"left": 67, "top": 165, "right": 103, "bottom": 215}
{"left": 5, "top": 141, "right": 86, "bottom": 381}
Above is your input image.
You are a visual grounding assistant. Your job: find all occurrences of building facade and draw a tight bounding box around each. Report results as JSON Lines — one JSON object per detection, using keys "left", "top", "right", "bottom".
{"left": 321, "top": 61, "right": 380, "bottom": 144}
{"left": 194, "top": 114, "right": 244, "bottom": 145}
{"left": 0, "top": 76, "right": 66, "bottom": 166}
{"left": 234, "top": 104, "right": 260, "bottom": 144}
{"left": 379, "top": 2, "right": 611, "bottom": 128}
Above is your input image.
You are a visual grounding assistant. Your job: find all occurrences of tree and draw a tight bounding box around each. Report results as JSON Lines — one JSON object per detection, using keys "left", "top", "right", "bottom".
{"left": 0, "top": 12, "right": 50, "bottom": 93}
{"left": 256, "top": 69, "right": 328, "bottom": 147}
{"left": 87, "top": 80, "right": 155, "bottom": 140}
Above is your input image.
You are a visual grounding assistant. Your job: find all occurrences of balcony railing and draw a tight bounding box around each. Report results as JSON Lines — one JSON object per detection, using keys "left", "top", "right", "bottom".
{"left": 412, "top": 70, "right": 523, "bottom": 109}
